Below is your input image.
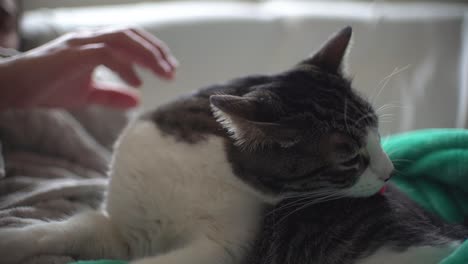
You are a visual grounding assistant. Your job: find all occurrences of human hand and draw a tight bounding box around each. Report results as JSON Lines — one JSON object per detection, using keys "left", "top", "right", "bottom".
{"left": 0, "top": 27, "right": 178, "bottom": 110}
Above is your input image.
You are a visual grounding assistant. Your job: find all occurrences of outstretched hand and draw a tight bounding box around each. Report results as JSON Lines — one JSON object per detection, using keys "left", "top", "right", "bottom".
{"left": 0, "top": 27, "right": 178, "bottom": 110}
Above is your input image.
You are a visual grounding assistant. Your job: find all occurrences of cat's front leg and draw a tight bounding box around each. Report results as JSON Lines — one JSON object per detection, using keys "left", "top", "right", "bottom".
{"left": 0, "top": 210, "right": 128, "bottom": 264}
{"left": 131, "top": 236, "right": 243, "bottom": 264}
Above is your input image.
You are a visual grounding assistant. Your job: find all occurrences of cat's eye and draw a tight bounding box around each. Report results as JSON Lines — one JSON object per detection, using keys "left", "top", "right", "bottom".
{"left": 334, "top": 142, "right": 355, "bottom": 154}
{"left": 341, "top": 154, "right": 360, "bottom": 167}
{"left": 326, "top": 132, "right": 358, "bottom": 156}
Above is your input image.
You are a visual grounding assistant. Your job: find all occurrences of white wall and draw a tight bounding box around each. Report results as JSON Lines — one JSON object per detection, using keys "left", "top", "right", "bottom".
{"left": 21, "top": 0, "right": 257, "bottom": 11}
{"left": 20, "top": 1, "right": 468, "bottom": 134}
{"left": 22, "top": 0, "right": 158, "bottom": 10}
{"left": 20, "top": 0, "right": 468, "bottom": 11}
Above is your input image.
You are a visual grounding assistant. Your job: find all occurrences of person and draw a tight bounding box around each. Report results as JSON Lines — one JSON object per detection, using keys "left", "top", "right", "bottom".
{"left": 0, "top": 1, "right": 177, "bottom": 111}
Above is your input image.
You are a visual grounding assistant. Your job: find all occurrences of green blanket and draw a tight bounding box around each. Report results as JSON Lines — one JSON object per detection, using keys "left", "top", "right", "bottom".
{"left": 383, "top": 129, "right": 468, "bottom": 264}
{"left": 71, "top": 129, "right": 468, "bottom": 264}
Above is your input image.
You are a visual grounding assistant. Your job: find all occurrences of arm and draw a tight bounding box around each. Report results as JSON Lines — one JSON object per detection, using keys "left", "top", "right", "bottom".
{"left": 0, "top": 27, "right": 178, "bottom": 110}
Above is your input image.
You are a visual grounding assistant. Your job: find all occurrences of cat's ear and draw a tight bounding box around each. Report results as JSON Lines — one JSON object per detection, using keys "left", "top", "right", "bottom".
{"left": 210, "top": 95, "right": 299, "bottom": 150}
{"left": 300, "top": 26, "right": 352, "bottom": 74}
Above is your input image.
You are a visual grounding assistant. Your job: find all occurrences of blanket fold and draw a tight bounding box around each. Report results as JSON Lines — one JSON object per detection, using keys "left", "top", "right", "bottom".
{"left": 0, "top": 107, "right": 128, "bottom": 264}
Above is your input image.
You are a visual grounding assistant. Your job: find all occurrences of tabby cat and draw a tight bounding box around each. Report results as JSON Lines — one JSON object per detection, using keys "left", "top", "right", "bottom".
{"left": 0, "top": 27, "right": 466, "bottom": 264}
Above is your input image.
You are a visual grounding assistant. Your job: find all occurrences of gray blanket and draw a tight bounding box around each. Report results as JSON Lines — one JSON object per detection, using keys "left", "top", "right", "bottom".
{"left": 0, "top": 106, "right": 129, "bottom": 264}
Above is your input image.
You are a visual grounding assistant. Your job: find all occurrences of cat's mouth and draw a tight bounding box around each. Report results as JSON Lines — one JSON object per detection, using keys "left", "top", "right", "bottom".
{"left": 378, "top": 185, "right": 388, "bottom": 195}
{"left": 377, "top": 170, "right": 394, "bottom": 195}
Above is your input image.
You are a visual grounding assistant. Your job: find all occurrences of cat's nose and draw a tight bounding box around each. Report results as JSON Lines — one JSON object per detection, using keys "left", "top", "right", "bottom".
{"left": 384, "top": 176, "right": 391, "bottom": 182}
{"left": 378, "top": 153, "right": 394, "bottom": 182}
{"left": 378, "top": 169, "right": 394, "bottom": 182}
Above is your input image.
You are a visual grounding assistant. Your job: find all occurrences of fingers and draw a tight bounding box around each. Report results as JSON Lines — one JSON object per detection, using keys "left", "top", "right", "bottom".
{"left": 79, "top": 43, "right": 142, "bottom": 87}
{"left": 87, "top": 81, "right": 140, "bottom": 109}
{"left": 66, "top": 27, "right": 177, "bottom": 80}
{"left": 124, "top": 31, "right": 175, "bottom": 79}
{"left": 128, "top": 27, "right": 179, "bottom": 69}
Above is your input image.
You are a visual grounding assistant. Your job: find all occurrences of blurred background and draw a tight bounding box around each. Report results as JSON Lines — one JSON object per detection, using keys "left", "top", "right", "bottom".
{"left": 6, "top": 0, "right": 468, "bottom": 136}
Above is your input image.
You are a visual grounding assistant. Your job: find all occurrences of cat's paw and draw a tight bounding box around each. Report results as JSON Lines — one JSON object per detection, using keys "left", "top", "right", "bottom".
{"left": 0, "top": 227, "right": 38, "bottom": 264}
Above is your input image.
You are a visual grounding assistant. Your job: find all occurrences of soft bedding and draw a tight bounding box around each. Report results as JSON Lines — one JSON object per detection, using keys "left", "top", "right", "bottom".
{"left": 0, "top": 107, "right": 128, "bottom": 264}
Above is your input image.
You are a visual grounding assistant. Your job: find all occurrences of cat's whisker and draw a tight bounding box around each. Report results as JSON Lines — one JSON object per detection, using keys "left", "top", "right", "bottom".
{"left": 376, "top": 102, "right": 404, "bottom": 113}
{"left": 392, "top": 168, "right": 404, "bottom": 175}
{"left": 353, "top": 113, "right": 374, "bottom": 127}
{"left": 390, "top": 159, "right": 414, "bottom": 168}
{"left": 267, "top": 200, "right": 311, "bottom": 216}
{"left": 275, "top": 193, "right": 324, "bottom": 207}
{"left": 375, "top": 100, "right": 407, "bottom": 110}
{"left": 378, "top": 113, "right": 394, "bottom": 118}
{"left": 269, "top": 189, "right": 344, "bottom": 216}
{"left": 376, "top": 104, "right": 407, "bottom": 114}
{"left": 379, "top": 117, "right": 394, "bottom": 122}
{"left": 385, "top": 152, "right": 400, "bottom": 159}
{"left": 371, "top": 65, "right": 410, "bottom": 107}
{"left": 384, "top": 147, "right": 405, "bottom": 157}
{"left": 282, "top": 188, "right": 341, "bottom": 199}
{"left": 378, "top": 113, "right": 395, "bottom": 124}
{"left": 370, "top": 75, "right": 394, "bottom": 107}
{"left": 391, "top": 158, "right": 413, "bottom": 163}
{"left": 276, "top": 191, "right": 347, "bottom": 217}
{"left": 267, "top": 199, "right": 310, "bottom": 217}
{"left": 344, "top": 99, "right": 351, "bottom": 135}
{"left": 380, "top": 133, "right": 392, "bottom": 145}
{"left": 273, "top": 192, "right": 347, "bottom": 226}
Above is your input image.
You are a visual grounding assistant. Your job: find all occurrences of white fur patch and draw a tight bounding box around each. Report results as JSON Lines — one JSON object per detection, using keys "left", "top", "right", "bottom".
{"left": 346, "top": 130, "right": 394, "bottom": 197}
{"left": 106, "top": 121, "right": 265, "bottom": 259}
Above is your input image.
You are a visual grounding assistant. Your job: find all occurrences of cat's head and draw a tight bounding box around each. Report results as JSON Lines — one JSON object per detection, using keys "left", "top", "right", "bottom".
{"left": 210, "top": 27, "right": 394, "bottom": 202}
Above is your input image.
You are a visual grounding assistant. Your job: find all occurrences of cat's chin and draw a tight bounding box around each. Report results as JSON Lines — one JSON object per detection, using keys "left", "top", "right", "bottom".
{"left": 343, "top": 129, "right": 394, "bottom": 198}
{"left": 344, "top": 168, "right": 387, "bottom": 198}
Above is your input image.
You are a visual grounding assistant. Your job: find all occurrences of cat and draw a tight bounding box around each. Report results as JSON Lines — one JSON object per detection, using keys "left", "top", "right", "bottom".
{"left": 0, "top": 26, "right": 466, "bottom": 264}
